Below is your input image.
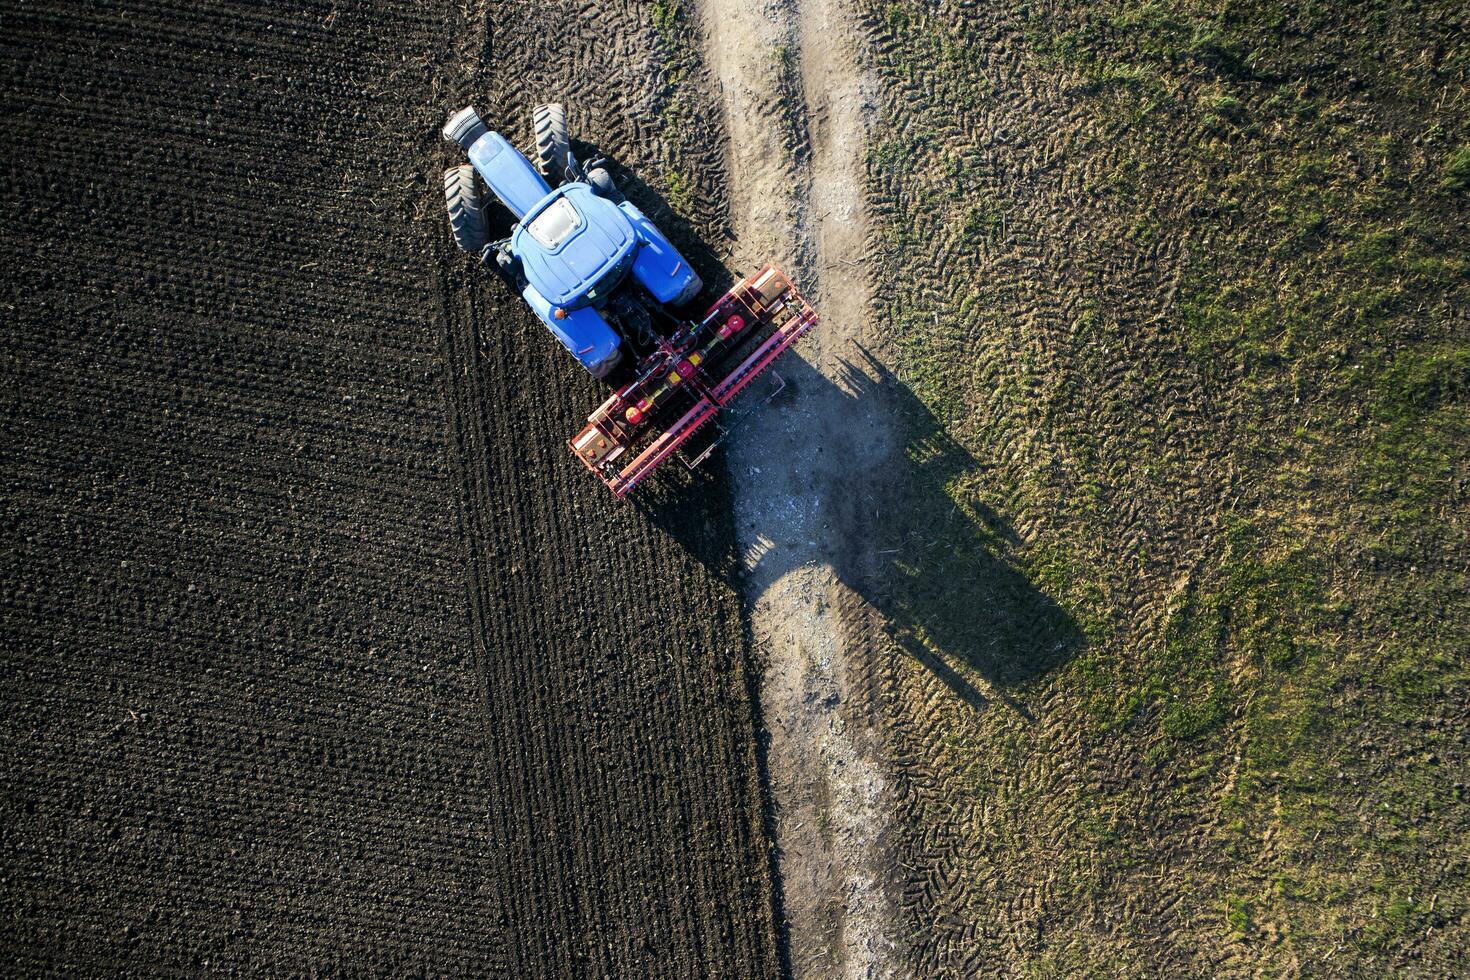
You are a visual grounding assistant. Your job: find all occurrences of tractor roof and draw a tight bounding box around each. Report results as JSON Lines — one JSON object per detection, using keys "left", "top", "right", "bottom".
{"left": 513, "top": 185, "right": 637, "bottom": 309}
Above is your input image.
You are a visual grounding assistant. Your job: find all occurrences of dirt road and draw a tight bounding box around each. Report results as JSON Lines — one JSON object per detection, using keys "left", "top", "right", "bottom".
{"left": 696, "top": 0, "right": 902, "bottom": 974}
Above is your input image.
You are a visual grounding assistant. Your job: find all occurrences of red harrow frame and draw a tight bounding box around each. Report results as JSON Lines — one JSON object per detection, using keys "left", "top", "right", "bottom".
{"left": 570, "top": 265, "right": 818, "bottom": 497}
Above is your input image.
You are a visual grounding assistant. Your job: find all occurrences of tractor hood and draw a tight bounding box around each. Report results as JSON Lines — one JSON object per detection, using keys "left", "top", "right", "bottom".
{"left": 512, "top": 185, "right": 636, "bottom": 309}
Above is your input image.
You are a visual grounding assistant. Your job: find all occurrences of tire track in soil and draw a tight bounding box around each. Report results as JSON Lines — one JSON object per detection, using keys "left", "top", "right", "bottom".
{"left": 695, "top": 0, "right": 902, "bottom": 975}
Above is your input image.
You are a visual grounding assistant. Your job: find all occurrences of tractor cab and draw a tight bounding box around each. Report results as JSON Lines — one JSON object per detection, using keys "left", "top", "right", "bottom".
{"left": 512, "top": 184, "right": 637, "bottom": 311}
{"left": 508, "top": 183, "right": 705, "bottom": 379}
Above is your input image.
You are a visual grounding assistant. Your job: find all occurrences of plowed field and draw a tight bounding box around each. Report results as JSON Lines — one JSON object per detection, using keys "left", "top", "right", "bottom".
{"left": 2, "top": 0, "right": 781, "bottom": 973}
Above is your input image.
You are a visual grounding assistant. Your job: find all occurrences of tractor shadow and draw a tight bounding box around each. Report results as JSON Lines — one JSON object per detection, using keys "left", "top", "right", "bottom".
{"left": 638, "top": 344, "right": 1082, "bottom": 709}
{"left": 573, "top": 142, "right": 1080, "bottom": 702}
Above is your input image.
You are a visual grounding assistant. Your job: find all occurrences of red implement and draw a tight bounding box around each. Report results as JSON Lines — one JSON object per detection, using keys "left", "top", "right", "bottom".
{"left": 569, "top": 265, "right": 818, "bottom": 497}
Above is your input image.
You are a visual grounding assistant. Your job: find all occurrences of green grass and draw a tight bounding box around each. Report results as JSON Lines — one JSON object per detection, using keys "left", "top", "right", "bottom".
{"left": 857, "top": 0, "right": 1470, "bottom": 971}
{"left": 1224, "top": 893, "right": 1254, "bottom": 937}
{"left": 648, "top": 0, "right": 700, "bottom": 214}
{"left": 1442, "top": 144, "right": 1470, "bottom": 191}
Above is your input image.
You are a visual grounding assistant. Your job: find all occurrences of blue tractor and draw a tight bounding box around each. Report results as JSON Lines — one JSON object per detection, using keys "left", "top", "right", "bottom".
{"left": 442, "top": 104, "right": 702, "bottom": 380}
{"left": 442, "top": 104, "right": 817, "bottom": 496}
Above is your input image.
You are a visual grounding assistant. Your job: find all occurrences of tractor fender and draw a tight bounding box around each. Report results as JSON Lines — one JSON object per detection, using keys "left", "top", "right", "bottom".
{"left": 617, "top": 202, "right": 702, "bottom": 307}
{"left": 468, "top": 131, "right": 554, "bottom": 221}
{"left": 521, "top": 282, "right": 623, "bottom": 379}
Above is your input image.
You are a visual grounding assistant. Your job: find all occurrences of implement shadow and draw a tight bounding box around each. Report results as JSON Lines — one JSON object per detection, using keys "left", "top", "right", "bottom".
{"left": 641, "top": 346, "right": 1083, "bottom": 708}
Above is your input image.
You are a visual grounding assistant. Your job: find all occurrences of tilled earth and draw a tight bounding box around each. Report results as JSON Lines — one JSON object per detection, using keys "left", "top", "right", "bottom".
{"left": 2, "top": 0, "right": 780, "bottom": 973}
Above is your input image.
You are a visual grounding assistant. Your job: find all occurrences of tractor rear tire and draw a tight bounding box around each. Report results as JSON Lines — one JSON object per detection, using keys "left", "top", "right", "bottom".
{"left": 443, "top": 165, "right": 488, "bottom": 254}
{"left": 532, "top": 103, "right": 570, "bottom": 185}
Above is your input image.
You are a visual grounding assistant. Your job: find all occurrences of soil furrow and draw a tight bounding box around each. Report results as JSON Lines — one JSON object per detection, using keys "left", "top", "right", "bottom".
{"left": 3, "top": 0, "right": 782, "bottom": 972}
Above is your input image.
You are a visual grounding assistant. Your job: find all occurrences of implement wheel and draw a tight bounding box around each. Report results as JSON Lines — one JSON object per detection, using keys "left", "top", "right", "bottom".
{"left": 532, "top": 103, "right": 571, "bottom": 185}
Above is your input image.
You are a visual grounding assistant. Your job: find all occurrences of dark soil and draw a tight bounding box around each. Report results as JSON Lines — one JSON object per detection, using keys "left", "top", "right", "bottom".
{"left": 1, "top": 0, "right": 779, "bottom": 974}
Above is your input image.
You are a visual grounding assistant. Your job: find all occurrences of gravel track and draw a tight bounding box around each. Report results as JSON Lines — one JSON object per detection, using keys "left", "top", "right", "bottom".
{"left": 695, "top": 0, "right": 902, "bottom": 974}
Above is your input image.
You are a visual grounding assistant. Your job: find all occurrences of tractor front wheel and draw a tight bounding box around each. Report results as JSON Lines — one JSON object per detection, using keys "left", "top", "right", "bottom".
{"left": 532, "top": 103, "right": 571, "bottom": 185}
{"left": 443, "top": 165, "right": 488, "bottom": 254}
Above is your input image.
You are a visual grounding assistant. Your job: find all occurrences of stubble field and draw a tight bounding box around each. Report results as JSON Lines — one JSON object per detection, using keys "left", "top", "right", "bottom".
{"left": 853, "top": 0, "right": 1469, "bottom": 973}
